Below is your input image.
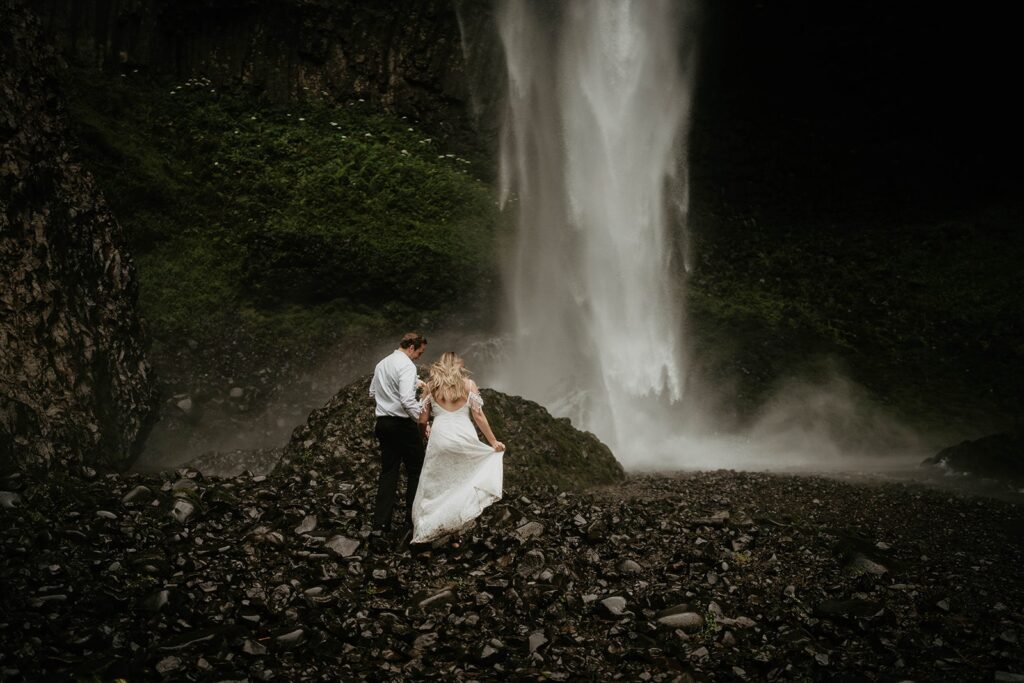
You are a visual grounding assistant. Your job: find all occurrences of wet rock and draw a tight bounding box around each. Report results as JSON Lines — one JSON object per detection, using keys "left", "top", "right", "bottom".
{"left": 122, "top": 485, "right": 153, "bottom": 504}
{"left": 155, "top": 656, "right": 181, "bottom": 675}
{"left": 417, "top": 588, "right": 456, "bottom": 611}
{"left": 294, "top": 515, "right": 317, "bottom": 535}
{"left": 656, "top": 606, "right": 704, "bottom": 632}
{"left": 514, "top": 521, "right": 544, "bottom": 542}
{"left": 170, "top": 499, "right": 195, "bottom": 524}
{"left": 274, "top": 629, "right": 305, "bottom": 647}
{"left": 143, "top": 590, "right": 171, "bottom": 613}
{"left": 846, "top": 553, "right": 888, "bottom": 576}
{"left": 598, "top": 596, "right": 628, "bottom": 617}
{"left": 243, "top": 639, "right": 268, "bottom": 656}
{"left": 517, "top": 549, "right": 546, "bottom": 578}
{"left": 528, "top": 631, "right": 548, "bottom": 653}
{"left": 617, "top": 559, "right": 643, "bottom": 574}
{"left": 324, "top": 535, "right": 359, "bottom": 557}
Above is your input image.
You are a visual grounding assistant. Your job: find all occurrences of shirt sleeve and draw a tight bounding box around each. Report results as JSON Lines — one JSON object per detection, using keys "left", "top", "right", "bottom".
{"left": 398, "top": 361, "right": 421, "bottom": 419}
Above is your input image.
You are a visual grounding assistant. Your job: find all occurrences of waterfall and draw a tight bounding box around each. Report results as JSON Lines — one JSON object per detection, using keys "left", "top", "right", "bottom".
{"left": 493, "top": 0, "right": 695, "bottom": 460}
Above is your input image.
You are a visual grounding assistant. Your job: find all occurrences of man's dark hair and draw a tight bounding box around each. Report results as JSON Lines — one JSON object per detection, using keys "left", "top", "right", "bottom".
{"left": 399, "top": 332, "right": 427, "bottom": 350}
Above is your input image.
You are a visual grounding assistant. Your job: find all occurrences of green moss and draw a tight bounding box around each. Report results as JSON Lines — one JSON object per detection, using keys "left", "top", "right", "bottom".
{"left": 64, "top": 69, "right": 499, "bottom": 363}
{"left": 687, "top": 210, "right": 1024, "bottom": 427}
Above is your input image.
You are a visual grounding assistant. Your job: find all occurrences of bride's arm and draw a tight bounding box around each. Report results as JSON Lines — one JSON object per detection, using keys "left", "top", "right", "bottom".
{"left": 417, "top": 393, "right": 430, "bottom": 436}
{"left": 466, "top": 380, "right": 505, "bottom": 452}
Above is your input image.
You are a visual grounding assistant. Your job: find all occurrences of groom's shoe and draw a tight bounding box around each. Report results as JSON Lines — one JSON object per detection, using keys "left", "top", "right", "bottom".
{"left": 366, "top": 530, "right": 388, "bottom": 556}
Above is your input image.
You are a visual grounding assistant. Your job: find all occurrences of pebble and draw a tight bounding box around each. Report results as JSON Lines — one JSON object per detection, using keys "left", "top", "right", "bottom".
{"left": 170, "top": 499, "right": 195, "bottom": 524}
{"left": 599, "top": 596, "right": 627, "bottom": 617}
{"left": 324, "top": 535, "right": 359, "bottom": 557}
{"left": 294, "top": 515, "right": 317, "bottom": 535}
{"left": 618, "top": 559, "right": 643, "bottom": 574}
{"left": 122, "top": 485, "right": 153, "bottom": 504}
{"left": 154, "top": 656, "right": 180, "bottom": 674}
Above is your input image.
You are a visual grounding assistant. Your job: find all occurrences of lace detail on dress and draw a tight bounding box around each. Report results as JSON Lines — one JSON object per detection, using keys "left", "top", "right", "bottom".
{"left": 468, "top": 391, "right": 484, "bottom": 410}
{"left": 419, "top": 394, "right": 432, "bottom": 413}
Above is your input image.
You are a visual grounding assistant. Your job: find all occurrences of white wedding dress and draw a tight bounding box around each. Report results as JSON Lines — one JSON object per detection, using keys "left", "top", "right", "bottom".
{"left": 411, "top": 392, "right": 503, "bottom": 543}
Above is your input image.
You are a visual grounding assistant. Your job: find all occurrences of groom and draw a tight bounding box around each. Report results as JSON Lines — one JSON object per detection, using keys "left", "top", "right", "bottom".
{"left": 369, "top": 332, "right": 428, "bottom": 537}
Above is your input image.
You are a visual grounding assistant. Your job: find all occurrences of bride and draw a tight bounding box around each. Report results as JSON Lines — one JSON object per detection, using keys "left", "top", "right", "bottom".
{"left": 411, "top": 352, "right": 506, "bottom": 544}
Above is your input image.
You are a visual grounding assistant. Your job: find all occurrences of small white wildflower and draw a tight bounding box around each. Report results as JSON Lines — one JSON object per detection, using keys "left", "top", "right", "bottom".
{"left": 401, "top": 149, "right": 409, "bottom": 155}
{"left": 364, "top": 133, "right": 373, "bottom": 137}
{"left": 407, "top": 127, "right": 413, "bottom": 132}
{"left": 250, "top": 116, "right": 256, "bottom": 120}
{"left": 214, "top": 161, "right": 219, "bottom": 166}
{"left": 330, "top": 122, "right": 337, "bottom": 126}
{"left": 445, "top": 154, "right": 455, "bottom": 158}
{"left": 209, "top": 88, "right": 215, "bottom": 93}
{"left": 438, "top": 155, "right": 444, "bottom": 159}
{"left": 358, "top": 98, "right": 365, "bottom": 102}
{"left": 298, "top": 117, "right": 305, "bottom": 121}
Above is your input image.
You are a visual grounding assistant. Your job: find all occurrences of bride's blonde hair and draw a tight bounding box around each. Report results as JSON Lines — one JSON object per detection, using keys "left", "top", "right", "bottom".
{"left": 427, "top": 352, "right": 470, "bottom": 403}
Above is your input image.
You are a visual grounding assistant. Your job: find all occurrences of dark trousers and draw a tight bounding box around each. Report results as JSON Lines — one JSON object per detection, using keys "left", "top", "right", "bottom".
{"left": 372, "top": 416, "right": 425, "bottom": 531}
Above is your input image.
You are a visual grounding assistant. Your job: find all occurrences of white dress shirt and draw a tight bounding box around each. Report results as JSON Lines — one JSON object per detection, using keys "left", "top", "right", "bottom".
{"left": 369, "top": 350, "right": 422, "bottom": 419}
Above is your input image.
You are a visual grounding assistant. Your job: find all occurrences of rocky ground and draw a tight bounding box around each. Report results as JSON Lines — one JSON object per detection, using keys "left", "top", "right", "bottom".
{"left": 1, "top": 461, "right": 1022, "bottom": 681}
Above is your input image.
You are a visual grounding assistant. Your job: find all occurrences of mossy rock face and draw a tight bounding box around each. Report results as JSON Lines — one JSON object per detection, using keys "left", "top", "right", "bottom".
{"left": 281, "top": 375, "right": 624, "bottom": 491}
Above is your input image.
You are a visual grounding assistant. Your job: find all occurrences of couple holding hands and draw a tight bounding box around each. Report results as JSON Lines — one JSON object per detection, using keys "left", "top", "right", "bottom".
{"left": 369, "top": 333, "right": 506, "bottom": 546}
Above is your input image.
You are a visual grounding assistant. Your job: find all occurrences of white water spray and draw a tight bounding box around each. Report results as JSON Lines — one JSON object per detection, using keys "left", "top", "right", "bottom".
{"left": 494, "top": 0, "right": 694, "bottom": 459}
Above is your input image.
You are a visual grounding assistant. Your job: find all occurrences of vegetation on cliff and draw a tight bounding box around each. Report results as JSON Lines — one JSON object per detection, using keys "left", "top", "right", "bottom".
{"left": 64, "top": 69, "right": 499, "bottom": 382}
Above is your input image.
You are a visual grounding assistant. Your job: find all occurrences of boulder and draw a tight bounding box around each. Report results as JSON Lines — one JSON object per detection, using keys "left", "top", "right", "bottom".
{"left": 923, "top": 432, "right": 1024, "bottom": 485}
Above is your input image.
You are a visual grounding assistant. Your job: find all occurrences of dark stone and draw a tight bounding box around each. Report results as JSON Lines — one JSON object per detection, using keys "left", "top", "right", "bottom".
{"left": 923, "top": 433, "right": 1024, "bottom": 485}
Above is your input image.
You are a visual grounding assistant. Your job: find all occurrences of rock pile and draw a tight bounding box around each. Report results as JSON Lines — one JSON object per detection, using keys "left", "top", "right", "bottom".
{"left": 281, "top": 375, "right": 624, "bottom": 491}
{"left": 1, "top": 464, "right": 1022, "bottom": 680}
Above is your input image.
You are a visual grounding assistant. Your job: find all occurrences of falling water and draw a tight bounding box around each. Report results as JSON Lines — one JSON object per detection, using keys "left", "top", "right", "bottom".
{"left": 493, "top": 0, "right": 694, "bottom": 459}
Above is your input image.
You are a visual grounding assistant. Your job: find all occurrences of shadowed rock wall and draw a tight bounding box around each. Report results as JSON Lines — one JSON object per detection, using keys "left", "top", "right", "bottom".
{"left": 1, "top": 0, "right": 156, "bottom": 472}
{"left": 36, "top": 0, "right": 490, "bottom": 140}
